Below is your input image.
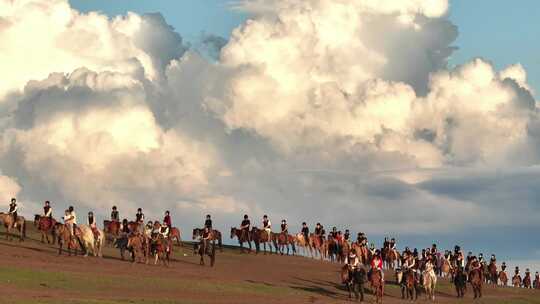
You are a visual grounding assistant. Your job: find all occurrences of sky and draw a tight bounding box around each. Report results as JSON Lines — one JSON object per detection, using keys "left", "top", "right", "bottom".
{"left": 1, "top": 0, "right": 539, "bottom": 271}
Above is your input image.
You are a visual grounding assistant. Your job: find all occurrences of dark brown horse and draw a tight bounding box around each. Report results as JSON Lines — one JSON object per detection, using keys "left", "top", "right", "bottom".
{"left": 250, "top": 227, "right": 275, "bottom": 254}
{"left": 487, "top": 262, "right": 498, "bottom": 285}
{"left": 275, "top": 232, "right": 295, "bottom": 255}
{"left": 470, "top": 268, "right": 483, "bottom": 298}
{"left": 309, "top": 233, "right": 325, "bottom": 260}
{"left": 168, "top": 227, "right": 182, "bottom": 246}
{"left": 523, "top": 272, "right": 532, "bottom": 289}
{"left": 150, "top": 233, "right": 170, "bottom": 266}
{"left": 34, "top": 215, "right": 56, "bottom": 244}
{"left": 198, "top": 238, "right": 216, "bottom": 267}
{"left": 512, "top": 274, "right": 522, "bottom": 287}
{"left": 454, "top": 268, "right": 467, "bottom": 298}
{"left": 230, "top": 227, "right": 251, "bottom": 253}
{"left": 192, "top": 228, "right": 223, "bottom": 252}
{"left": 401, "top": 269, "right": 417, "bottom": 300}
{"left": 383, "top": 247, "right": 400, "bottom": 270}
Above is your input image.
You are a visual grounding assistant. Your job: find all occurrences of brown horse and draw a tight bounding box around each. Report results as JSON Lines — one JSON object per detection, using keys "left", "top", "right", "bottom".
{"left": 198, "top": 238, "right": 216, "bottom": 267}
{"left": 309, "top": 234, "right": 325, "bottom": 260}
{"left": 34, "top": 215, "right": 56, "bottom": 244}
{"left": 370, "top": 269, "right": 384, "bottom": 304}
{"left": 103, "top": 220, "right": 120, "bottom": 243}
{"left": 440, "top": 258, "right": 453, "bottom": 278}
{"left": 470, "top": 268, "right": 483, "bottom": 298}
{"left": 0, "top": 212, "right": 26, "bottom": 241}
{"left": 250, "top": 227, "right": 274, "bottom": 254}
{"left": 192, "top": 228, "right": 223, "bottom": 252}
{"left": 352, "top": 243, "right": 371, "bottom": 266}
{"left": 54, "top": 223, "right": 81, "bottom": 256}
{"left": 128, "top": 233, "right": 149, "bottom": 264}
{"left": 275, "top": 232, "right": 295, "bottom": 255}
{"left": 383, "top": 247, "right": 400, "bottom": 270}
{"left": 168, "top": 227, "right": 182, "bottom": 246}
{"left": 454, "top": 268, "right": 467, "bottom": 298}
{"left": 487, "top": 262, "right": 498, "bottom": 285}
{"left": 230, "top": 227, "right": 251, "bottom": 253}
{"left": 512, "top": 274, "right": 522, "bottom": 287}
{"left": 295, "top": 233, "right": 313, "bottom": 257}
{"left": 523, "top": 273, "right": 532, "bottom": 289}
{"left": 150, "top": 233, "right": 170, "bottom": 266}
{"left": 498, "top": 271, "right": 508, "bottom": 286}
{"left": 401, "top": 269, "right": 417, "bottom": 300}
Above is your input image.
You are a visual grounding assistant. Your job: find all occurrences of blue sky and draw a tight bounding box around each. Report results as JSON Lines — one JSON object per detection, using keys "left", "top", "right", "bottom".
{"left": 70, "top": 0, "right": 539, "bottom": 95}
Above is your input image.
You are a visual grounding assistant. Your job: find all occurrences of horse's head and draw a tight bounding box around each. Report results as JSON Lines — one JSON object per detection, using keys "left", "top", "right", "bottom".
{"left": 230, "top": 227, "right": 236, "bottom": 239}
{"left": 34, "top": 214, "right": 41, "bottom": 226}
{"left": 192, "top": 228, "right": 199, "bottom": 240}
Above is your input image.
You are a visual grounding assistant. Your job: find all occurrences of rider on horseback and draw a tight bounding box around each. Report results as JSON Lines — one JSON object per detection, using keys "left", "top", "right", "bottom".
{"left": 121, "top": 219, "right": 129, "bottom": 235}
{"left": 345, "top": 248, "right": 361, "bottom": 278}
{"left": 344, "top": 229, "right": 350, "bottom": 242}
{"left": 301, "top": 222, "right": 309, "bottom": 244}
{"left": 369, "top": 243, "right": 376, "bottom": 256}
{"left": 8, "top": 198, "right": 17, "bottom": 228}
{"left": 501, "top": 262, "right": 507, "bottom": 272}
{"left": 87, "top": 211, "right": 99, "bottom": 240}
{"left": 135, "top": 208, "right": 144, "bottom": 224}
{"left": 314, "top": 223, "right": 324, "bottom": 244}
{"left": 262, "top": 215, "right": 271, "bottom": 237}
{"left": 111, "top": 206, "right": 119, "bottom": 222}
{"left": 280, "top": 219, "right": 288, "bottom": 234}
{"left": 63, "top": 206, "right": 77, "bottom": 237}
{"left": 371, "top": 249, "right": 384, "bottom": 281}
{"left": 401, "top": 251, "right": 416, "bottom": 284}
{"left": 240, "top": 214, "right": 251, "bottom": 242}
{"left": 204, "top": 214, "right": 212, "bottom": 229}
{"left": 43, "top": 201, "right": 52, "bottom": 217}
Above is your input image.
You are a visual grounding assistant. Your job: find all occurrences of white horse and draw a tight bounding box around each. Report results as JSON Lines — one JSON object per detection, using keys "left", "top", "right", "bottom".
{"left": 423, "top": 261, "right": 438, "bottom": 301}
{"left": 78, "top": 224, "right": 103, "bottom": 257}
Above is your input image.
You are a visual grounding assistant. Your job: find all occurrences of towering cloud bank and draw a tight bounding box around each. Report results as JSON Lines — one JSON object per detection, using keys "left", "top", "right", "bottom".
{"left": 0, "top": 0, "right": 538, "bottom": 237}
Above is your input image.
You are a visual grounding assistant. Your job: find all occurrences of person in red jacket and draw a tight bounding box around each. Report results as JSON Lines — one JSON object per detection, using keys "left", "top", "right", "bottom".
{"left": 163, "top": 211, "right": 172, "bottom": 228}
{"left": 371, "top": 249, "right": 384, "bottom": 282}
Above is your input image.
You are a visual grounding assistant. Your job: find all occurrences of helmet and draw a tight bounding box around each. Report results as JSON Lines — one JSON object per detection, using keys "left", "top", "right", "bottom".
{"left": 45, "top": 201, "right": 50, "bottom": 205}
{"left": 282, "top": 219, "right": 286, "bottom": 223}
{"left": 68, "top": 206, "right": 74, "bottom": 211}
{"left": 391, "top": 238, "right": 395, "bottom": 241}
{"left": 112, "top": 206, "right": 117, "bottom": 210}
{"left": 302, "top": 222, "right": 306, "bottom": 225}
{"left": 244, "top": 214, "right": 248, "bottom": 219}
{"left": 316, "top": 222, "right": 321, "bottom": 226}
{"left": 206, "top": 214, "right": 211, "bottom": 218}
{"left": 11, "top": 198, "right": 16, "bottom": 203}
{"left": 263, "top": 215, "right": 268, "bottom": 218}
{"left": 137, "top": 208, "right": 142, "bottom": 212}
{"left": 345, "top": 229, "right": 349, "bottom": 232}
{"left": 88, "top": 211, "right": 93, "bottom": 215}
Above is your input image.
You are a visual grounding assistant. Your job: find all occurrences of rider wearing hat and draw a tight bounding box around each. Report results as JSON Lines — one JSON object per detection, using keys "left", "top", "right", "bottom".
{"left": 343, "top": 229, "right": 350, "bottom": 242}
{"left": 204, "top": 214, "right": 212, "bottom": 229}
{"left": 163, "top": 211, "right": 172, "bottom": 228}
{"left": 369, "top": 243, "right": 376, "bottom": 256}
{"left": 301, "top": 222, "right": 309, "bottom": 244}
{"left": 8, "top": 198, "right": 17, "bottom": 228}
{"left": 111, "top": 206, "right": 119, "bottom": 222}
{"left": 262, "top": 215, "right": 271, "bottom": 236}
{"left": 63, "top": 206, "right": 77, "bottom": 236}
{"left": 371, "top": 249, "right": 384, "bottom": 281}
{"left": 280, "top": 219, "right": 288, "bottom": 234}
{"left": 240, "top": 214, "right": 251, "bottom": 241}
{"left": 43, "top": 201, "right": 52, "bottom": 218}
{"left": 87, "top": 211, "right": 98, "bottom": 240}
{"left": 314, "top": 223, "right": 324, "bottom": 244}
{"left": 135, "top": 208, "right": 144, "bottom": 224}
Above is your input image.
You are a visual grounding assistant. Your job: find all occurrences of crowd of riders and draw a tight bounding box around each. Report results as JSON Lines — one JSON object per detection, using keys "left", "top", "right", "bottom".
{"left": 8, "top": 200, "right": 540, "bottom": 288}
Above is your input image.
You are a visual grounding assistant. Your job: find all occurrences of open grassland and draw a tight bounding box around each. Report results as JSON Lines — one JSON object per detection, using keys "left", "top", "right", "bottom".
{"left": 0, "top": 223, "right": 538, "bottom": 303}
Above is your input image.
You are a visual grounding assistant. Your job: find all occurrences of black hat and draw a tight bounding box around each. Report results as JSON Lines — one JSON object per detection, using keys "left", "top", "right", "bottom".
{"left": 302, "top": 222, "right": 306, "bottom": 225}
{"left": 137, "top": 208, "right": 142, "bottom": 211}
{"left": 68, "top": 206, "right": 74, "bottom": 211}
{"left": 244, "top": 214, "right": 248, "bottom": 219}
{"left": 112, "top": 206, "right": 117, "bottom": 209}
{"left": 11, "top": 198, "right": 16, "bottom": 202}
{"left": 206, "top": 214, "right": 211, "bottom": 218}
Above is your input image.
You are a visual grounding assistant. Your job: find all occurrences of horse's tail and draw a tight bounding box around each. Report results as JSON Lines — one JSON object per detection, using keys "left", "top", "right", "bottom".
{"left": 218, "top": 234, "right": 223, "bottom": 250}
{"left": 22, "top": 220, "right": 26, "bottom": 239}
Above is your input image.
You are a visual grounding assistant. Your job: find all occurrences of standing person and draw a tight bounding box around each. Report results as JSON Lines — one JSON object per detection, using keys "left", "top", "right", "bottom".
{"left": 111, "top": 206, "right": 119, "bottom": 222}
{"left": 204, "top": 214, "right": 212, "bottom": 229}
{"left": 240, "top": 215, "right": 251, "bottom": 241}
{"left": 301, "top": 222, "right": 309, "bottom": 244}
{"left": 262, "top": 215, "right": 271, "bottom": 237}
{"left": 163, "top": 211, "right": 172, "bottom": 228}
{"left": 88, "top": 211, "right": 98, "bottom": 240}
{"left": 135, "top": 208, "right": 144, "bottom": 224}
{"left": 8, "top": 198, "right": 17, "bottom": 228}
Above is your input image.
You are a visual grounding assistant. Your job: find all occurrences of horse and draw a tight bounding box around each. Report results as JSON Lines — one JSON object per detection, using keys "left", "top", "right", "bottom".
{"left": 454, "top": 268, "right": 467, "bottom": 298}
{"left": 352, "top": 243, "right": 371, "bottom": 266}
{"left": 0, "top": 212, "right": 26, "bottom": 241}
{"left": 34, "top": 215, "right": 56, "bottom": 244}
{"left": 168, "top": 227, "right": 182, "bottom": 246}
{"left": 523, "top": 272, "right": 532, "bottom": 288}
{"left": 54, "top": 223, "right": 83, "bottom": 256}
{"left": 192, "top": 228, "right": 223, "bottom": 252}
{"left": 127, "top": 233, "right": 149, "bottom": 264}
{"left": 149, "top": 233, "right": 170, "bottom": 266}
{"left": 198, "top": 238, "right": 216, "bottom": 267}
{"left": 113, "top": 234, "right": 133, "bottom": 261}
{"left": 341, "top": 265, "right": 366, "bottom": 301}
{"left": 370, "top": 269, "right": 384, "bottom": 304}
{"left": 275, "top": 232, "right": 295, "bottom": 255}
{"left": 401, "top": 269, "right": 417, "bottom": 300}
{"left": 383, "top": 247, "right": 400, "bottom": 270}
{"left": 498, "top": 270, "right": 508, "bottom": 286}
{"left": 250, "top": 227, "right": 273, "bottom": 254}
{"left": 230, "top": 227, "right": 251, "bottom": 253}
{"left": 309, "top": 234, "right": 326, "bottom": 260}
{"left": 487, "top": 262, "right": 498, "bottom": 285}
{"left": 512, "top": 274, "right": 522, "bottom": 288}
{"left": 326, "top": 236, "right": 338, "bottom": 262}
{"left": 534, "top": 276, "right": 540, "bottom": 289}
{"left": 295, "top": 233, "right": 313, "bottom": 257}
{"left": 78, "top": 224, "right": 104, "bottom": 257}
{"left": 440, "top": 257, "right": 453, "bottom": 278}
{"left": 103, "top": 220, "right": 120, "bottom": 244}
{"left": 339, "top": 240, "right": 350, "bottom": 264}
{"left": 423, "top": 263, "right": 437, "bottom": 301}
{"left": 470, "top": 268, "right": 483, "bottom": 299}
